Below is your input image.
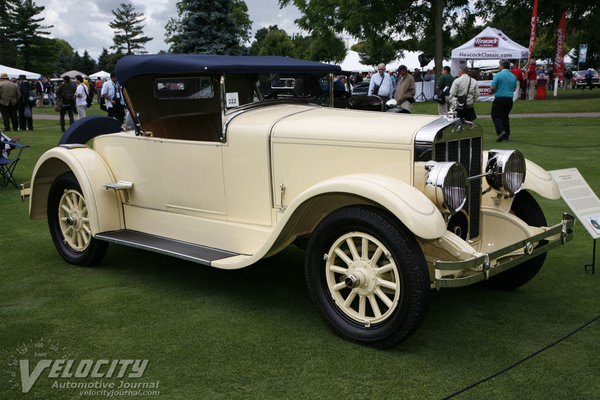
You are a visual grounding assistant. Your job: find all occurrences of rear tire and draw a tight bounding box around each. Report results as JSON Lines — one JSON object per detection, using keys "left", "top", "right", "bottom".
{"left": 305, "top": 206, "right": 430, "bottom": 348}
{"left": 483, "top": 190, "right": 547, "bottom": 290}
{"left": 47, "top": 172, "right": 108, "bottom": 266}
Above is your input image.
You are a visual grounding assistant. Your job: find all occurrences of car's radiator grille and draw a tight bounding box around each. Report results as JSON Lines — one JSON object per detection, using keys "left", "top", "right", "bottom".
{"left": 435, "top": 136, "right": 482, "bottom": 240}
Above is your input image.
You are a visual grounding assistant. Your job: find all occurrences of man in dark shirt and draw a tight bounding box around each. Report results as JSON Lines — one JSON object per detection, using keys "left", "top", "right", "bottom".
{"left": 17, "top": 75, "right": 33, "bottom": 131}
{"left": 436, "top": 66, "right": 454, "bottom": 115}
{"left": 56, "top": 76, "right": 76, "bottom": 132}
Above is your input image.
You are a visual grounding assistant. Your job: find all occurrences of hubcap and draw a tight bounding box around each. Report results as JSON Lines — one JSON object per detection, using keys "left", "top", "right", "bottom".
{"left": 58, "top": 189, "right": 91, "bottom": 251}
{"left": 325, "top": 232, "right": 401, "bottom": 326}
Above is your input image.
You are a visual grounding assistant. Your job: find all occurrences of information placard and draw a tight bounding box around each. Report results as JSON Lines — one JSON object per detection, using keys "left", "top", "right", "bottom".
{"left": 549, "top": 168, "right": 600, "bottom": 239}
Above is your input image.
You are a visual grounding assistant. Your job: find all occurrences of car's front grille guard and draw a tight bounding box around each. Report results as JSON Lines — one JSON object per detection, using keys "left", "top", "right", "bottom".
{"left": 415, "top": 119, "right": 483, "bottom": 241}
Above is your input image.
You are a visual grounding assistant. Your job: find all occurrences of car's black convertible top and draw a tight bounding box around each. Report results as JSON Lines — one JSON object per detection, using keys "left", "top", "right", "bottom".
{"left": 116, "top": 54, "right": 342, "bottom": 85}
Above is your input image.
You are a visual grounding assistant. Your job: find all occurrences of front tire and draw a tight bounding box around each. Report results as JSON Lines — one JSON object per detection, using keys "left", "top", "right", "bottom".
{"left": 484, "top": 190, "right": 547, "bottom": 290}
{"left": 305, "top": 206, "right": 430, "bottom": 348}
{"left": 47, "top": 172, "right": 108, "bottom": 266}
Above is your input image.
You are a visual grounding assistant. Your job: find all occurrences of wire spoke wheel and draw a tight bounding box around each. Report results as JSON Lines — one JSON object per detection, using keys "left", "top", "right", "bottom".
{"left": 326, "top": 232, "right": 401, "bottom": 326}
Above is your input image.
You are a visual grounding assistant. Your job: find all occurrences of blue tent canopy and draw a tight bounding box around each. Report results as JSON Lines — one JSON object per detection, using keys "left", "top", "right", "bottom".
{"left": 116, "top": 54, "right": 342, "bottom": 86}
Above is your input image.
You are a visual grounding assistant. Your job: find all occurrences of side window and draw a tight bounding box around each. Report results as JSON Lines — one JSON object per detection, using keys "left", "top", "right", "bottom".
{"left": 154, "top": 77, "right": 214, "bottom": 100}
{"left": 129, "top": 75, "right": 222, "bottom": 142}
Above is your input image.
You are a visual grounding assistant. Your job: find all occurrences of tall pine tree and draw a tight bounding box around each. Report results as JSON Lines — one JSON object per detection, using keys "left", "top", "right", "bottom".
{"left": 109, "top": 2, "right": 152, "bottom": 55}
{"left": 165, "top": 0, "right": 248, "bottom": 55}
{"left": 1, "top": 0, "right": 51, "bottom": 70}
{"left": 97, "top": 48, "right": 110, "bottom": 71}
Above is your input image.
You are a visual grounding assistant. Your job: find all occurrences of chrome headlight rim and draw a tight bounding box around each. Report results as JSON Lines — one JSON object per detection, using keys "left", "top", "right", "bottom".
{"left": 485, "top": 149, "right": 526, "bottom": 196}
{"left": 425, "top": 161, "right": 468, "bottom": 213}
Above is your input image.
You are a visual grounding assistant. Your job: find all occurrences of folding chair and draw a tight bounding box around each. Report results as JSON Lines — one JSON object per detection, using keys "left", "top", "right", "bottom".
{"left": 1, "top": 131, "right": 19, "bottom": 158}
{"left": 0, "top": 134, "right": 28, "bottom": 189}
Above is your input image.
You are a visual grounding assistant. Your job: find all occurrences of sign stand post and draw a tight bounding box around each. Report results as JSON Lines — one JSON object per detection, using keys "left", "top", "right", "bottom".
{"left": 585, "top": 239, "right": 596, "bottom": 274}
{"left": 549, "top": 168, "right": 600, "bottom": 276}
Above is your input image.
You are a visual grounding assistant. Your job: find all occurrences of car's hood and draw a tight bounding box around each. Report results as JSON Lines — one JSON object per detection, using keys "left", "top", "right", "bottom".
{"left": 268, "top": 105, "right": 442, "bottom": 146}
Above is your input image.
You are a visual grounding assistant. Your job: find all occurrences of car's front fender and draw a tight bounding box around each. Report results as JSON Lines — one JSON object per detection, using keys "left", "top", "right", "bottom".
{"left": 483, "top": 151, "right": 560, "bottom": 200}
{"left": 284, "top": 173, "right": 447, "bottom": 240}
{"left": 213, "top": 173, "right": 446, "bottom": 270}
{"left": 28, "top": 146, "right": 124, "bottom": 235}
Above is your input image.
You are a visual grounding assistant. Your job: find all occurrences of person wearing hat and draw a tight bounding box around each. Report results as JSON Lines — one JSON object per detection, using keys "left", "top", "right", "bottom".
{"left": 0, "top": 72, "right": 21, "bottom": 131}
{"left": 393, "top": 65, "right": 416, "bottom": 112}
{"left": 17, "top": 74, "right": 34, "bottom": 131}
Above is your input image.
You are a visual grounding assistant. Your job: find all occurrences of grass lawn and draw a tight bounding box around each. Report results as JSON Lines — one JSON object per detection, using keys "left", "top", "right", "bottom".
{"left": 1, "top": 116, "right": 599, "bottom": 399}
{"left": 412, "top": 87, "right": 600, "bottom": 115}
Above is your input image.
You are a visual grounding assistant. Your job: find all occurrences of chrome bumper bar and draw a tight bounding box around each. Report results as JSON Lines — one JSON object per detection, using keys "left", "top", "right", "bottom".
{"left": 435, "top": 213, "right": 575, "bottom": 288}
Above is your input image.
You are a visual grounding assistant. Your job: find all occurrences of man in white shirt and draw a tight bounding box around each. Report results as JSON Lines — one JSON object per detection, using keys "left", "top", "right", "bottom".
{"left": 368, "top": 63, "right": 394, "bottom": 102}
{"left": 75, "top": 76, "right": 88, "bottom": 119}
{"left": 101, "top": 71, "right": 126, "bottom": 123}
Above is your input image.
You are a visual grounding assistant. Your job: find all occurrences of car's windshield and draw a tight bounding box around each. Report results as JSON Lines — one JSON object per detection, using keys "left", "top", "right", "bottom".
{"left": 223, "top": 73, "right": 339, "bottom": 110}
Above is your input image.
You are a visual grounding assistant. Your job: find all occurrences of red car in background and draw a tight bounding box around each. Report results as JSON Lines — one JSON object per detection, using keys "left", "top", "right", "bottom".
{"left": 573, "top": 70, "right": 600, "bottom": 88}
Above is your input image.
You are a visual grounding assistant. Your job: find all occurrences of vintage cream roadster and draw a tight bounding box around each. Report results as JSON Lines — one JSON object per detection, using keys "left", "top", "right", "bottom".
{"left": 21, "top": 55, "right": 574, "bottom": 348}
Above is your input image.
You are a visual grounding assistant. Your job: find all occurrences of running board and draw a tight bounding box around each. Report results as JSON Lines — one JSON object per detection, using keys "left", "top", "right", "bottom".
{"left": 95, "top": 230, "right": 238, "bottom": 266}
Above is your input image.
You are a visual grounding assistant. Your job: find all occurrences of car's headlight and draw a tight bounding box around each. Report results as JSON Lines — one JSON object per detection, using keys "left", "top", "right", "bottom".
{"left": 425, "top": 161, "right": 468, "bottom": 213}
{"left": 485, "top": 149, "right": 526, "bottom": 196}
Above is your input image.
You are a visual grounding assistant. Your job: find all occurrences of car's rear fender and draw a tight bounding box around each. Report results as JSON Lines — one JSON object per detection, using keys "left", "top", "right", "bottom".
{"left": 28, "top": 146, "right": 124, "bottom": 234}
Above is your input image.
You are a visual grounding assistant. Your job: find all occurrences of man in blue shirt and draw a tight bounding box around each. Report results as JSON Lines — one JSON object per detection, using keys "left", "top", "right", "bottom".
{"left": 491, "top": 59, "right": 517, "bottom": 142}
{"left": 368, "top": 63, "right": 394, "bottom": 102}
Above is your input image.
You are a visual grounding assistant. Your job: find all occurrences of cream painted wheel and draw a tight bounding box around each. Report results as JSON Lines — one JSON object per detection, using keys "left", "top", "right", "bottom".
{"left": 58, "top": 189, "right": 91, "bottom": 251}
{"left": 305, "top": 206, "right": 430, "bottom": 348}
{"left": 325, "top": 232, "right": 401, "bottom": 326}
{"left": 48, "top": 172, "right": 108, "bottom": 266}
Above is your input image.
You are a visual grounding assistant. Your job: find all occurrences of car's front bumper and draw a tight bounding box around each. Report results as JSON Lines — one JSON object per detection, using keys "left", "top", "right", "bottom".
{"left": 434, "top": 213, "right": 575, "bottom": 288}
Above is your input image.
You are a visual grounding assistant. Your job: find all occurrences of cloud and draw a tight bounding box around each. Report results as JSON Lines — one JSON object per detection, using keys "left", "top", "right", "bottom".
{"left": 34, "top": 0, "right": 301, "bottom": 60}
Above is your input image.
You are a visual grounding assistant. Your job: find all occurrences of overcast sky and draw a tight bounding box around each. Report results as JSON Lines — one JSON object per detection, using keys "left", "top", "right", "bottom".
{"left": 35, "top": 0, "right": 304, "bottom": 59}
{"left": 34, "top": 0, "right": 430, "bottom": 69}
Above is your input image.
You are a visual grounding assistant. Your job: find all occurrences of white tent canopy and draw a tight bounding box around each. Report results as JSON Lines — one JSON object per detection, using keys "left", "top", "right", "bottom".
{"left": 89, "top": 70, "right": 110, "bottom": 80}
{"left": 450, "top": 27, "right": 529, "bottom": 76}
{"left": 61, "top": 70, "right": 88, "bottom": 79}
{"left": 0, "top": 64, "right": 42, "bottom": 79}
{"left": 339, "top": 50, "right": 436, "bottom": 73}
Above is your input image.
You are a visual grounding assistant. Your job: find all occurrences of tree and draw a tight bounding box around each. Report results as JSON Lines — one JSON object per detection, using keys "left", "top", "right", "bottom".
{"left": 109, "top": 2, "right": 152, "bottom": 55}
{"left": 306, "top": 29, "right": 346, "bottom": 63}
{"left": 0, "top": 0, "right": 17, "bottom": 66}
{"left": 249, "top": 25, "right": 280, "bottom": 56}
{"left": 230, "top": 0, "right": 252, "bottom": 45}
{"left": 97, "top": 48, "right": 110, "bottom": 71}
{"left": 258, "top": 29, "right": 295, "bottom": 57}
{"left": 165, "top": 0, "right": 251, "bottom": 55}
{"left": 50, "top": 38, "right": 73, "bottom": 76}
{"left": 71, "top": 51, "right": 83, "bottom": 72}
{"left": 1, "top": 0, "right": 52, "bottom": 70}
{"left": 81, "top": 50, "right": 97, "bottom": 75}
{"left": 279, "top": 0, "right": 472, "bottom": 75}
{"left": 478, "top": 0, "right": 600, "bottom": 68}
